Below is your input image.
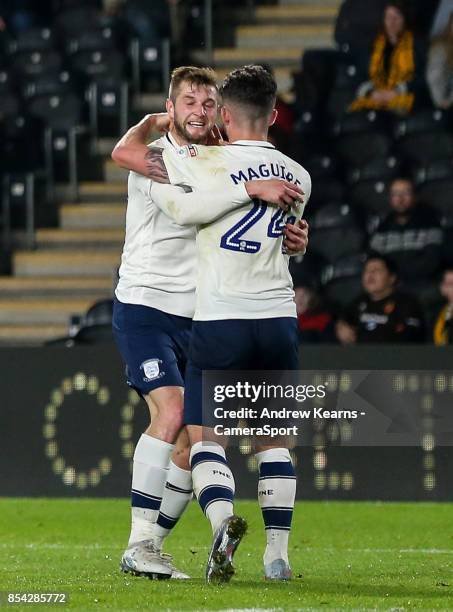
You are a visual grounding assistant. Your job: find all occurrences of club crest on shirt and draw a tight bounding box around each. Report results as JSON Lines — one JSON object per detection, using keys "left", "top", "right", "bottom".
{"left": 141, "top": 358, "right": 165, "bottom": 382}
{"left": 176, "top": 144, "right": 199, "bottom": 158}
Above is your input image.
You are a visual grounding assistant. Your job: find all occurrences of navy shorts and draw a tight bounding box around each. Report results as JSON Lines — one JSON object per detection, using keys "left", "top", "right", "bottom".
{"left": 184, "top": 317, "right": 299, "bottom": 425}
{"left": 112, "top": 297, "right": 192, "bottom": 396}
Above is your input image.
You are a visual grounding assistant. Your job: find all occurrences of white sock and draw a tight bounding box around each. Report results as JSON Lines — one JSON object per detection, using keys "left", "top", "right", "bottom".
{"left": 255, "top": 448, "right": 296, "bottom": 565}
{"left": 150, "top": 461, "right": 193, "bottom": 550}
{"left": 190, "top": 441, "right": 235, "bottom": 534}
{"left": 128, "top": 433, "right": 174, "bottom": 546}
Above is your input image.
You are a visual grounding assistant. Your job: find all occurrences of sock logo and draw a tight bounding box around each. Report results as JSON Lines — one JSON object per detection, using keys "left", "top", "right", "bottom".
{"left": 141, "top": 358, "right": 165, "bottom": 382}
{"left": 259, "top": 489, "right": 274, "bottom": 496}
{"left": 212, "top": 469, "right": 231, "bottom": 479}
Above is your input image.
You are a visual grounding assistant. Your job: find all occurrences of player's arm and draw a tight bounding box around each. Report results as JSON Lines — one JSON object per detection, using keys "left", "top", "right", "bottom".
{"left": 151, "top": 179, "right": 304, "bottom": 225}
{"left": 111, "top": 113, "right": 170, "bottom": 176}
{"left": 284, "top": 173, "right": 312, "bottom": 255}
{"left": 147, "top": 147, "right": 304, "bottom": 225}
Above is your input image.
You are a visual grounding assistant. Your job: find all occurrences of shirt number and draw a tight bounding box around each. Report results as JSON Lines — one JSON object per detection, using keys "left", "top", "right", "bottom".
{"left": 220, "top": 200, "right": 296, "bottom": 253}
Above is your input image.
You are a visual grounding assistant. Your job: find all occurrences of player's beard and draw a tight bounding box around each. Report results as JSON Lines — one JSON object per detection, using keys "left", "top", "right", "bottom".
{"left": 173, "top": 114, "right": 211, "bottom": 144}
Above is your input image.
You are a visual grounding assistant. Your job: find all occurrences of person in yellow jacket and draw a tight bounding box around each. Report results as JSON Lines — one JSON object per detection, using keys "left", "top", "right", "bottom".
{"left": 350, "top": 1, "right": 425, "bottom": 115}
{"left": 433, "top": 268, "right": 453, "bottom": 345}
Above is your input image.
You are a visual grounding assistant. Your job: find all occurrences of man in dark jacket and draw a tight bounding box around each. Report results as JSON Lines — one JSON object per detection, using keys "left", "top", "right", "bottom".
{"left": 369, "top": 177, "right": 443, "bottom": 285}
{"left": 336, "top": 253, "right": 425, "bottom": 343}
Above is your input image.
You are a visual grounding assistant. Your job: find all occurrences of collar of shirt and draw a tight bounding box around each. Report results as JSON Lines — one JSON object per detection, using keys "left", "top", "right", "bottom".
{"left": 230, "top": 140, "right": 275, "bottom": 148}
{"left": 165, "top": 132, "right": 180, "bottom": 148}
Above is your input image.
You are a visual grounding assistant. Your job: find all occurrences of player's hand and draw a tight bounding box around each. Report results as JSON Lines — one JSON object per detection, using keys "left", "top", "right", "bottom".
{"left": 283, "top": 219, "right": 308, "bottom": 255}
{"left": 245, "top": 179, "right": 304, "bottom": 211}
{"left": 146, "top": 112, "right": 171, "bottom": 134}
{"left": 206, "top": 124, "right": 225, "bottom": 145}
{"left": 335, "top": 320, "right": 357, "bottom": 345}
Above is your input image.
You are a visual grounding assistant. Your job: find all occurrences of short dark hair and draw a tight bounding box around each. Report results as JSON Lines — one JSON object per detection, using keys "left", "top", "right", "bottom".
{"left": 219, "top": 64, "right": 277, "bottom": 118}
{"left": 365, "top": 251, "right": 399, "bottom": 277}
{"left": 169, "top": 66, "right": 218, "bottom": 102}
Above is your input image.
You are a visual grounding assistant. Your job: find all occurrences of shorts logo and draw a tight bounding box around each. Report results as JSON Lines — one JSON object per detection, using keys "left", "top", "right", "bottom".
{"left": 141, "top": 358, "right": 165, "bottom": 382}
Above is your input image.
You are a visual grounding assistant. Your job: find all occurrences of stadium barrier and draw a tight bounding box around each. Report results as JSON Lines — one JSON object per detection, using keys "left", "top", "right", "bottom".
{"left": 1, "top": 345, "right": 452, "bottom": 500}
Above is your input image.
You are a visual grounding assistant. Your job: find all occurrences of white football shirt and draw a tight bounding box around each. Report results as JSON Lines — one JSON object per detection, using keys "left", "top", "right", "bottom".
{"left": 115, "top": 133, "right": 250, "bottom": 318}
{"left": 151, "top": 140, "right": 311, "bottom": 321}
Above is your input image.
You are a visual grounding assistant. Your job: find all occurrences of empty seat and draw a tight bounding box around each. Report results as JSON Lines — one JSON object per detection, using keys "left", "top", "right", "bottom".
{"left": 331, "top": 111, "right": 392, "bottom": 166}
{"left": 55, "top": 7, "right": 105, "bottom": 38}
{"left": 0, "top": 91, "right": 20, "bottom": 117}
{"left": 309, "top": 179, "right": 345, "bottom": 208}
{"left": 321, "top": 252, "right": 366, "bottom": 306}
{"left": 69, "top": 49, "right": 125, "bottom": 84}
{"left": 302, "top": 154, "right": 340, "bottom": 181}
{"left": 417, "top": 180, "right": 453, "bottom": 217}
{"left": 21, "top": 70, "right": 73, "bottom": 99}
{"left": 290, "top": 250, "right": 327, "bottom": 288}
{"left": 443, "top": 217, "right": 453, "bottom": 266}
{"left": 83, "top": 299, "right": 113, "bottom": 327}
{"left": 10, "top": 50, "right": 63, "bottom": 78}
{"left": 0, "top": 114, "right": 45, "bottom": 172}
{"left": 27, "top": 93, "right": 82, "bottom": 129}
{"left": 8, "top": 27, "right": 54, "bottom": 54}
{"left": 348, "top": 179, "right": 389, "bottom": 217}
{"left": 347, "top": 156, "right": 401, "bottom": 184}
{"left": 414, "top": 160, "right": 453, "bottom": 217}
{"left": 394, "top": 110, "right": 453, "bottom": 165}
{"left": 326, "top": 61, "right": 360, "bottom": 117}
{"left": 307, "top": 202, "right": 365, "bottom": 263}
{"left": 66, "top": 27, "right": 116, "bottom": 55}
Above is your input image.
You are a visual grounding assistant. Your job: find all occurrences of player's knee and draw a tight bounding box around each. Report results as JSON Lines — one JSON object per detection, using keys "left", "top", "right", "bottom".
{"left": 172, "top": 445, "right": 191, "bottom": 470}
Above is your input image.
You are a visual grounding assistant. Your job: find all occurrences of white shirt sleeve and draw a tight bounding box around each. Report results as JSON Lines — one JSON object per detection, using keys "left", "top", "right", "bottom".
{"left": 150, "top": 181, "right": 251, "bottom": 225}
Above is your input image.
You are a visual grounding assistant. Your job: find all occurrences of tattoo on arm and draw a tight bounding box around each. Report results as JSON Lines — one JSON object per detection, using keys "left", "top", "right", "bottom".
{"left": 145, "top": 146, "right": 170, "bottom": 183}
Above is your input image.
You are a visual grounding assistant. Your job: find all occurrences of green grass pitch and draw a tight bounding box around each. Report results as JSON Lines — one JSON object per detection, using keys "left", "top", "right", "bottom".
{"left": 1, "top": 499, "right": 452, "bottom": 610}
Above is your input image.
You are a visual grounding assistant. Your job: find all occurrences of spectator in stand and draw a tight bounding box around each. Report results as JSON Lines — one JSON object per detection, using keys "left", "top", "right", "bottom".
{"left": 335, "top": 0, "right": 387, "bottom": 53}
{"left": 369, "top": 177, "right": 443, "bottom": 285}
{"left": 427, "top": 11, "right": 453, "bottom": 109}
{"left": 294, "top": 282, "right": 335, "bottom": 343}
{"left": 336, "top": 253, "right": 425, "bottom": 344}
{"left": 349, "top": 1, "right": 426, "bottom": 115}
{"left": 433, "top": 268, "right": 453, "bottom": 345}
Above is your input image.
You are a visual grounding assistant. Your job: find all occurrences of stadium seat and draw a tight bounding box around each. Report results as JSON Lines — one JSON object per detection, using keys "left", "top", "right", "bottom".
{"left": 21, "top": 70, "right": 73, "bottom": 100}
{"left": 55, "top": 6, "right": 105, "bottom": 38}
{"left": 326, "top": 60, "right": 361, "bottom": 118}
{"left": 0, "top": 91, "right": 21, "bottom": 117}
{"left": 394, "top": 110, "right": 453, "bottom": 165}
{"left": 347, "top": 156, "right": 401, "bottom": 184}
{"left": 301, "top": 154, "right": 344, "bottom": 206}
{"left": 417, "top": 180, "right": 453, "bottom": 218}
{"left": 83, "top": 299, "right": 113, "bottom": 327}
{"left": 290, "top": 250, "right": 327, "bottom": 289}
{"left": 309, "top": 179, "right": 345, "bottom": 208}
{"left": 331, "top": 112, "right": 392, "bottom": 167}
{"left": 413, "top": 160, "right": 453, "bottom": 217}
{"left": 307, "top": 202, "right": 365, "bottom": 263}
{"left": 27, "top": 93, "right": 82, "bottom": 129}
{"left": 0, "top": 113, "right": 45, "bottom": 172}
{"left": 321, "top": 252, "right": 366, "bottom": 306}
{"left": 8, "top": 27, "right": 54, "bottom": 54}
{"left": 294, "top": 111, "right": 326, "bottom": 157}
{"left": 348, "top": 179, "right": 389, "bottom": 217}
{"left": 302, "top": 154, "right": 340, "bottom": 181}
{"left": 65, "top": 27, "right": 116, "bottom": 55}
{"left": 10, "top": 50, "right": 63, "bottom": 79}
{"left": 443, "top": 217, "right": 453, "bottom": 266}
{"left": 69, "top": 49, "right": 125, "bottom": 85}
